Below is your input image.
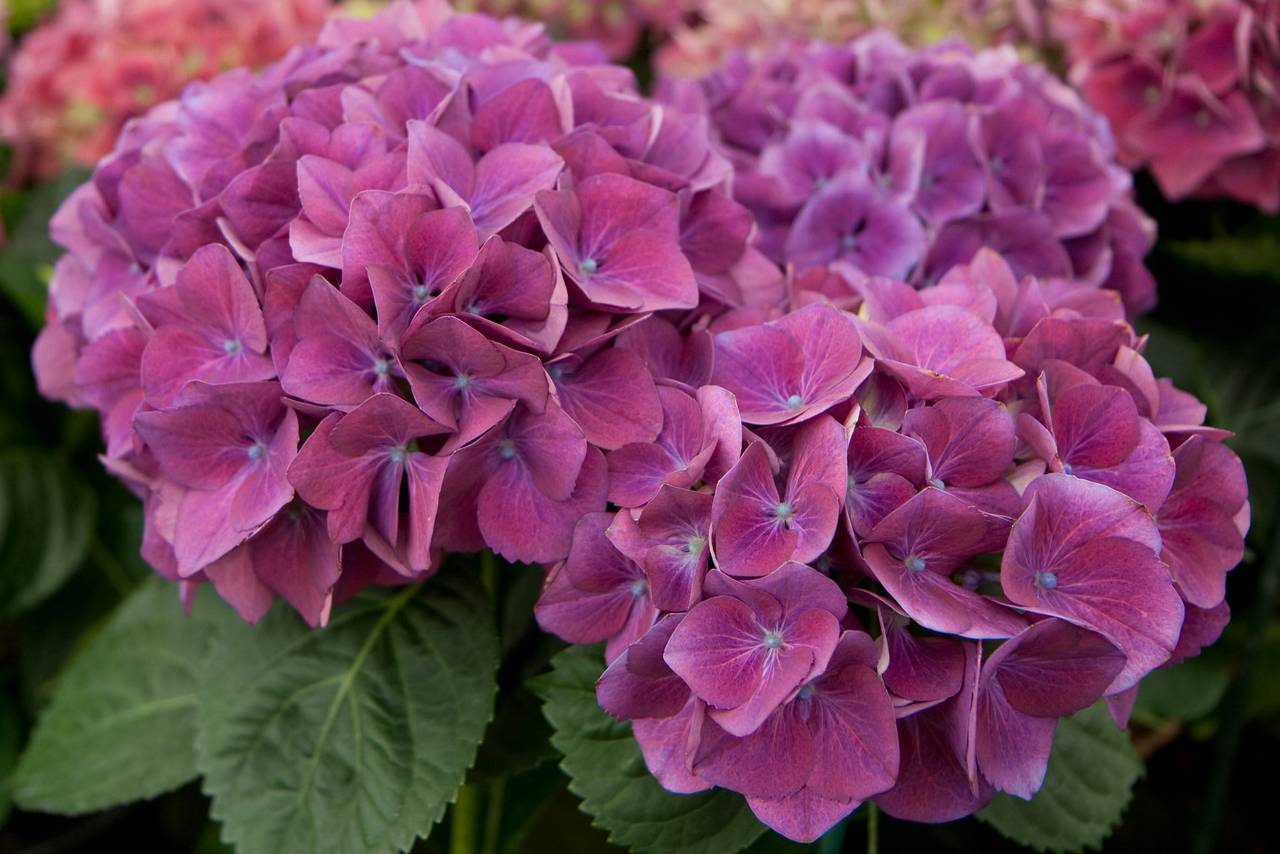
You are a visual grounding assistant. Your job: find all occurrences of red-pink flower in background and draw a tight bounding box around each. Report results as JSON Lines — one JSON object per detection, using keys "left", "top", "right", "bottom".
{"left": 1056, "top": 0, "right": 1280, "bottom": 211}
{"left": 0, "top": 0, "right": 332, "bottom": 180}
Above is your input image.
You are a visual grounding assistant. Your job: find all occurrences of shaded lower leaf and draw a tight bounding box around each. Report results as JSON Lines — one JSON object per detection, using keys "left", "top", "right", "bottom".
{"left": 196, "top": 568, "right": 499, "bottom": 854}
{"left": 1134, "top": 655, "right": 1232, "bottom": 724}
{"left": 535, "top": 644, "right": 766, "bottom": 854}
{"left": 977, "top": 702, "right": 1143, "bottom": 853}
{"left": 0, "top": 450, "right": 96, "bottom": 617}
{"left": 11, "top": 579, "right": 232, "bottom": 814}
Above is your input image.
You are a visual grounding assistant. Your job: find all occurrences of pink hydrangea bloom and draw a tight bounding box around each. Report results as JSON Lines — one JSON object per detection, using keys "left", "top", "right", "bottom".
{"left": 659, "top": 30, "right": 1160, "bottom": 315}
{"left": 0, "top": 0, "right": 331, "bottom": 180}
{"left": 535, "top": 248, "right": 1247, "bottom": 841}
{"left": 33, "top": 0, "right": 766, "bottom": 625}
{"left": 1056, "top": 0, "right": 1280, "bottom": 211}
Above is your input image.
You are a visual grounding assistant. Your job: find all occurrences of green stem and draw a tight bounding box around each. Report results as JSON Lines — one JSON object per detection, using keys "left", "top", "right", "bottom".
{"left": 451, "top": 783, "right": 482, "bottom": 854}
{"left": 1192, "top": 510, "right": 1280, "bottom": 854}
{"left": 867, "top": 802, "right": 879, "bottom": 854}
{"left": 481, "top": 777, "right": 506, "bottom": 854}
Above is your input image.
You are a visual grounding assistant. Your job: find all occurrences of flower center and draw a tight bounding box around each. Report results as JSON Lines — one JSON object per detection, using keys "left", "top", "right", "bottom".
{"left": 797, "top": 682, "right": 816, "bottom": 700}
{"left": 990, "top": 156, "right": 1004, "bottom": 173}
{"left": 840, "top": 234, "right": 858, "bottom": 251}
{"left": 1036, "top": 571, "right": 1058, "bottom": 590}
{"left": 930, "top": 478, "right": 946, "bottom": 491}
{"left": 629, "top": 578, "right": 649, "bottom": 597}
{"left": 906, "top": 555, "right": 927, "bottom": 573}
{"left": 1062, "top": 462, "right": 1074, "bottom": 475}
{"left": 785, "top": 394, "right": 804, "bottom": 411}
{"left": 454, "top": 373, "right": 473, "bottom": 391}
{"left": 682, "top": 534, "right": 707, "bottom": 556}
{"left": 223, "top": 338, "right": 242, "bottom": 355}
{"left": 388, "top": 445, "right": 409, "bottom": 465}
{"left": 246, "top": 442, "right": 267, "bottom": 461}
{"left": 578, "top": 258, "right": 598, "bottom": 275}
{"left": 412, "top": 283, "right": 431, "bottom": 303}
{"left": 762, "top": 630, "right": 784, "bottom": 650}
{"left": 372, "top": 358, "right": 391, "bottom": 376}
{"left": 498, "top": 440, "right": 517, "bottom": 461}
{"left": 772, "top": 502, "right": 794, "bottom": 523}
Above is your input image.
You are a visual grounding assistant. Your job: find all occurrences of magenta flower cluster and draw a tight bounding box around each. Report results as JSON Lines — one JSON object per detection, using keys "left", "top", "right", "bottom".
{"left": 31, "top": 0, "right": 772, "bottom": 626}
{"left": 534, "top": 248, "right": 1248, "bottom": 841}
{"left": 1057, "top": 0, "right": 1280, "bottom": 212}
{"left": 660, "top": 31, "right": 1160, "bottom": 316}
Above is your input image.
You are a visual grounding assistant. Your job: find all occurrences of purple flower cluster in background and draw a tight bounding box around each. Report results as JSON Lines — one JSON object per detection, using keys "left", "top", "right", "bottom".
{"left": 535, "top": 249, "right": 1248, "bottom": 841}
{"left": 31, "top": 0, "right": 774, "bottom": 625}
{"left": 1057, "top": 0, "right": 1280, "bottom": 212}
{"left": 660, "top": 31, "right": 1160, "bottom": 316}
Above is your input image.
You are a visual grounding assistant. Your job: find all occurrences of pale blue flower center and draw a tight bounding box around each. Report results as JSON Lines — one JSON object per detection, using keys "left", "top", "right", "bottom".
{"left": 223, "top": 338, "right": 242, "bottom": 355}
{"left": 1037, "top": 571, "right": 1058, "bottom": 590}
{"left": 990, "top": 156, "right": 1005, "bottom": 173}
{"left": 930, "top": 478, "right": 946, "bottom": 490}
{"left": 841, "top": 234, "right": 858, "bottom": 251}
{"left": 1062, "top": 462, "right": 1074, "bottom": 474}
{"left": 413, "top": 284, "right": 431, "bottom": 303}
{"left": 372, "top": 358, "right": 391, "bottom": 376}
{"left": 454, "top": 373, "right": 473, "bottom": 391}
{"left": 246, "top": 442, "right": 267, "bottom": 461}
{"left": 762, "top": 630, "right": 784, "bottom": 650}
{"left": 797, "top": 683, "right": 816, "bottom": 700}
{"left": 498, "top": 440, "right": 517, "bottom": 461}
{"left": 682, "top": 535, "right": 706, "bottom": 556}
{"left": 578, "top": 258, "right": 598, "bottom": 275}
{"left": 388, "top": 445, "right": 409, "bottom": 464}
{"left": 629, "top": 578, "right": 649, "bottom": 597}
{"left": 906, "top": 555, "right": 927, "bottom": 573}
{"left": 786, "top": 394, "right": 804, "bottom": 411}
{"left": 772, "top": 502, "right": 794, "bottom": 522}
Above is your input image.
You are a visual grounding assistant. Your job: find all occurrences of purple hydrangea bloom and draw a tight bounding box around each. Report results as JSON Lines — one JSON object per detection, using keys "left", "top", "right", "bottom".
{"left": 34, "top": 0, "right": 765, "bottom": 621}
{"left": 660, "top": 31, "right": 1159, "bottom": 315}
{"left": 531, "top": 246, "right": 1248, "bottom": 841}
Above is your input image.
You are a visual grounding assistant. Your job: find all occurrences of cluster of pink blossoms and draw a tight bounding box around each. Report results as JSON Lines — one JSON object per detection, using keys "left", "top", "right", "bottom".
{"left": 464, "top": 0, "right": 692, "bottom": 58}
{"left": 1056, "top": 0, "right": 1280, "bottom": 212}
{"left": 33, "top": 0, "right": 775, "bottom": 625}
{"left": 0, "top": 0, "right": 332, "bottom": 180}
{"left": 533, "top": 248, "right": 1248, "bottom": 841}
{"left": 660, "top": 31, "right": 1159, "bottom": 316}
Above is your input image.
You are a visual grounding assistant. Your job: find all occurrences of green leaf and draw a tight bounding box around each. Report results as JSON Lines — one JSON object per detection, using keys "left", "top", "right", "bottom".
{"left": 11, "top": 579, "right": 234, "bottom": 814}
{"left": 196, "top": 568, "right": 500, "bottom": 854}
{"left": 536, "top": 644, "right": 766, "bottom": 854}
{"left": 0, "top": 170, "right": 89, "bottom": 327}
{"left": 977, "top": 702, "right": 1143, "bottom": 853}
{"left": 0, "top": 450, "right": 96, "bottom": 617}
{"left": 1133, "top": 656, "right": 1232, "bottom": 724}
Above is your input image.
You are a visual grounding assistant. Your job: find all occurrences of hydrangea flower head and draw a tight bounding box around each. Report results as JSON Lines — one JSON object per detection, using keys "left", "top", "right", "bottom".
{"left": 1056, "top": 0, "right": 1280, "bottom": 211}
{"left": 535, "top": 248, "right": 1248, "bottom": 841}
{"left": 33, "top": 0, "right": 766, "bottom": 623}
{"left": 661, "top": 31, "right": 1159, "bottom": 315}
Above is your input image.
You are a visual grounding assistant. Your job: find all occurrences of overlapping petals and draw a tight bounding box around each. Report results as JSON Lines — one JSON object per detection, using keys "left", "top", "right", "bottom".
{"left": 1057, "top": 0, "right": 1280, "bottom": 211}
{"left": 535, "top": 248, "right": 1247, "bottom": 841}
{"left": 35, "top": 0, "right": 761, "bottom": 623}
{"left": 661, "top": 30, "right": 1159, "bottom": 315}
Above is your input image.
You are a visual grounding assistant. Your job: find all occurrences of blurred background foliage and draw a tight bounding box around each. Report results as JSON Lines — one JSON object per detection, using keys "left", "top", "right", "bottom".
{"left": 0, "top": 2, "right": 1277, "bottom": 853}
